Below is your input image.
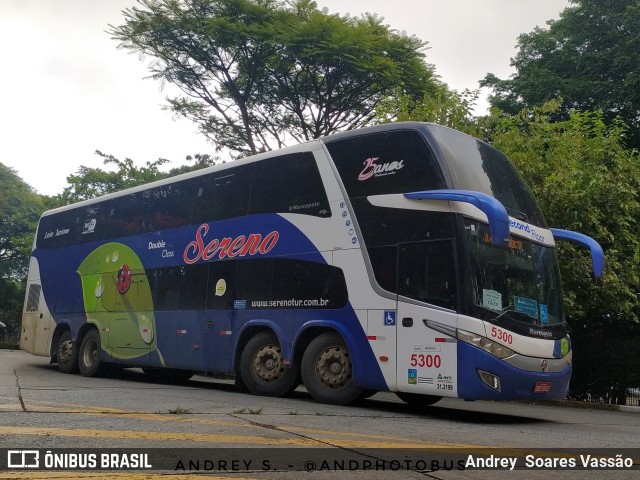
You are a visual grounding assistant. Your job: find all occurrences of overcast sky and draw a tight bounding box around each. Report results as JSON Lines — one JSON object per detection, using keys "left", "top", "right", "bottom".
{"left": 0, "top": 0, "right": 570, "bottom": 196}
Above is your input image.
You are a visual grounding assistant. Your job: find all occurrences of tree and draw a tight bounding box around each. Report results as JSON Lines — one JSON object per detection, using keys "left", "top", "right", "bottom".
{"left": 109, "top": 0, "right": 442, "bottom": 156}
{"left": 0, "top": 277, "right": 23, "bottom": 345}
{"left": 57, "top": 150, "right": 171, "bottom": 204}
{"left": 58, "top": 150, "right": 219, "bottom": 205}
{"left": 0, "top": 164, "right": 44, "bottom": 278}
{"left": 481, "top": 0, "right": 640, "bottom": 148}
{"left": 0, "top": 164, "right": 43, "bottom": 344}
{"left": 485, "top": 102, "right": 640, "bottom": 328}
{"left": 382, "top": 98, "right": 640, "bottom": 401}
{"left": 376, "top": 88, "right": 480, "bottom": 136}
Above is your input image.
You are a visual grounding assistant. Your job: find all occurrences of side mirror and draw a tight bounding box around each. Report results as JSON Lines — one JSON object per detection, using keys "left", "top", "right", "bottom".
{"left": 405, "top": 190, "right": 510, "bottom": 248}
{"left": 550, "top": 228, "right": 605, "bottom": 279}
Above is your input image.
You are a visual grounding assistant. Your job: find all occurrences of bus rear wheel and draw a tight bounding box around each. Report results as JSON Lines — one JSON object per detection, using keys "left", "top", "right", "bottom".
{"left": 240, "top": 331, "right": 299, "bottom": 397}
{"left": 56, "top": 330, "right": 78, "bottom": 374}
{"left": 78, "top": 329, "right": 104, "bottom": 377}
{"left": 301, "top": 332, "right": 363, "bottom": 405}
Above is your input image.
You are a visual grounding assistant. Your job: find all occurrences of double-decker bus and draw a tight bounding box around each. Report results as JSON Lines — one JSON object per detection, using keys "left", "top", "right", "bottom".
{"left": 20, "top": 122, "right": 604, "bottom": 406}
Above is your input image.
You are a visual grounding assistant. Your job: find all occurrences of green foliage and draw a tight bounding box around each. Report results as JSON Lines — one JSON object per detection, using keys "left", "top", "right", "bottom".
{"left": 481, "top": 0, "right": 640, "bottom": 148}
{"left": 57, "top": 150, "right": 171, "bottom": 204}
{"left": 376, "top": 88, "right": 480, "bottom": 135}
{"left": 380, "top": 93, "right": 640, "bottom": 328}
{"left": 0, "top": 165, "right": 44, "bottom": 341}
{"left": 486, "top": 102, "right": 640, "bottom": 327}
{"left": 109, "top": 0, "right": 441, "bottom": 156}
{"left": 57, "top": 150, "right": 218, "bottom": 204}
{"left": 0, "top": 164, "right": 44, "bottom": 278}
{"left": 0, "top": 277, "right": 23, "bottom": 344}
{"left": 569, "top": 328, "right": 640, "bottom": 404}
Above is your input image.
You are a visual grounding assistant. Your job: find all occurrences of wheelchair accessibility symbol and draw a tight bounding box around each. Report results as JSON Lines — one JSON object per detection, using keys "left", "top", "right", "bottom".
{"left": 384, "top": 310, "right": 396, "bottom": 326}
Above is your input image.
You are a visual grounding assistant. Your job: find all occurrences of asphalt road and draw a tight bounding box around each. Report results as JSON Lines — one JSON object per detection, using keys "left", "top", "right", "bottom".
{"left": 0, "top": 349, "right": 638, "bottom": 480}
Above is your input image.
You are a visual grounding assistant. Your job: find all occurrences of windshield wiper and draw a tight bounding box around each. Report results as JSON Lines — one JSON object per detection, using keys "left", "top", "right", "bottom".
{"left": 506, "top": 207, "right": 528, "bottom": 221}
{"left": 491, "top": 306, "right": 536, "bottom": 323}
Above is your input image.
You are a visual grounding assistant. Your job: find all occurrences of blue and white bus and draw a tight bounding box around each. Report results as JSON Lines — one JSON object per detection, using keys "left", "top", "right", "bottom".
{"left": 21, "top": 122, "right": 604, "bottom": 406}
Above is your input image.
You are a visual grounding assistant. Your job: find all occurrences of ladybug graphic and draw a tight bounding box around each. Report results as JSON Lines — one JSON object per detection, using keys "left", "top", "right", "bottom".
{"left": 116, "top": 264, "right": 132, "bottom": 294}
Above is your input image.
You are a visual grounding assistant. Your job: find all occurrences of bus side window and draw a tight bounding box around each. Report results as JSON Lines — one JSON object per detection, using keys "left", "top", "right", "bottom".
{"left": 108, "top": 194, "right": 144, "bottom": 237}
{"left": 249, "top": 153, "right": 331, "bottom": 218}
{"left": 192, "top": 165, "right": 254, "bottom": 224}
{"left": 398, "top": 240, "right": 457, "bottom": 310}
{"left": 235, "top": 259, "right": 274, "bottom": 306}
{"left": 152, "top": 265, "right": 208, "bottom": 311}
{"left": 25, "top": 284, "right": 41, "bottom": 312}
{"left": 368, "top": 246, "right": 398, "bottom": 294}
{"left": 272, "top": 259, "right": 332, "bottom": 307}
{"left": 140, "top": 181, "right": 198, "bottom": 231}
{"left": 329, "top": 266, "right": 349, "bottom": 309}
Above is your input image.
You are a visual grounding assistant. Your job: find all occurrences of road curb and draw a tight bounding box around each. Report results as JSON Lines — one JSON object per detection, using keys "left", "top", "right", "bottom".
{"left": 520, "top": 399, "right": 640, "bottom": 413}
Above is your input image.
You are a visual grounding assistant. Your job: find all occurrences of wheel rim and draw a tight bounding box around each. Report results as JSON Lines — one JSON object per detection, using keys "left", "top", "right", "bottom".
{"left": 315, "top": 345, "right": 352, "bottom": 389}
{"left": 252, "top": 344, "right": 283, "bottom": 383}
{"left": 58, "top": 339, "right": 73, "bottom": 365}
{"left": 83, "top": 338, "right": 98, "bottom": 368}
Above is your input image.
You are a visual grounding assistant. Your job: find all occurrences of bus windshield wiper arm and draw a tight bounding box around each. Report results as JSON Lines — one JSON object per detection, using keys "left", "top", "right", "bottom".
{"left": 506, "top": 208, "right": 527, "bottom": 221}
{"left": 491, "top": 306, "right": 533, "bottom": 323}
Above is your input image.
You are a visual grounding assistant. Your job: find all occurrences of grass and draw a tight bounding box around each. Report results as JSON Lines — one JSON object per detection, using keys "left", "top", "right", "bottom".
{"left": 162, "top": 407, "right": 192, "bottom": 415}
{"left": 233, "top": 407, "right": 263, "bottom": 414}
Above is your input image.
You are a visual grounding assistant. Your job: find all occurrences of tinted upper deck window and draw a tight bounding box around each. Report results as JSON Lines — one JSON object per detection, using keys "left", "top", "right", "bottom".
{"left": 325, "top": 130, "right": 445, "bottom": 199}
{"left": 107, "top": 179, "right": 198, "bottom": 236}
{"left": 192, "top": 164, "right": 254, "bottom": 224}
{"left": 249, "top": 152, "right": 331, "bottom": 218}
{"left": 427, "top": 124, "right": 546, "bottom": 226}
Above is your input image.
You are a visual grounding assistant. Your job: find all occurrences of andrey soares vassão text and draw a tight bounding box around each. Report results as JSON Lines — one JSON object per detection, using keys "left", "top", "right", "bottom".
{"left": 465, "top": 454, "right": 635, "bottom": 470}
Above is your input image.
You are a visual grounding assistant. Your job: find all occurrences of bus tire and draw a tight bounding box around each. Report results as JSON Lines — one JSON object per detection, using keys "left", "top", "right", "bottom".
{"left": 56, "top": 330, "right": 78, "bottom": 374}
{"left": 78, "top": 329, "right": 104, "bottom": 377}
{"left": 396, "top": 392, "right": 442, "bottom": 409}
{"left": 301, "top": 332, "right": 363, "bottom": 405}
{"left": 240, "top": 331, "right": 299, "bottom": 397}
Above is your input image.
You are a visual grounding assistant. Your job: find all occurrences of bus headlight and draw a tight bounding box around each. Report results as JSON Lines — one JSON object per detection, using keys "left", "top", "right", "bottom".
{"left": 458, "top": 329, "right": 515, "bottom": 359}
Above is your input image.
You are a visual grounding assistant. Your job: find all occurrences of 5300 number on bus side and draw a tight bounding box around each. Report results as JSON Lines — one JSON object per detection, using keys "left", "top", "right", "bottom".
{"left": 491, "top": 327, "right": 513, "bottom": 344}
{"left": 410, "top": 354, "right": 441, "bottom": 368}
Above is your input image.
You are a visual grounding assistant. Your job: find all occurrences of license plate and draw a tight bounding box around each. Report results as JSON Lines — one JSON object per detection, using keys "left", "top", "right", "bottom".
{"left": 534, "top": 381, "right": 552, "bottom": 393}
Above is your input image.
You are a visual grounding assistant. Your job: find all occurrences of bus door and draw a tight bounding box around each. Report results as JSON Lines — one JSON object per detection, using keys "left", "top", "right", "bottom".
{"left": 108, "top": 268, "right": 153, "bottom": 363}
{"left": 201, "top": 260, "right": 238, "bottom": 373}
{"left": 395, "top": 240, "right": 459, "bottom": 397}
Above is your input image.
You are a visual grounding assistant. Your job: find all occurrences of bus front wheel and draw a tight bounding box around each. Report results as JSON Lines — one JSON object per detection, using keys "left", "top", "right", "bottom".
{"left": 301, "top": 332, "right": 363, "bottom": 405}
{"left": 240, "top": 331, "right": 299, "bottom": 397}
{"left": 78, "top": 330, "right": 104, "bottom": 377}
{"left": 56, "top": 330, "right": 78, "bottom": 374}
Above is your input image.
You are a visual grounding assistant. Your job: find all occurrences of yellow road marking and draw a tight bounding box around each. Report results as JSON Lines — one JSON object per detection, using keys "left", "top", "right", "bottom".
{"left": 0, "top": 426, "right": 472, "bottom": 449}
{"left": 0, "top": 474, "right": 256, "bottom": 480}
{"left": 0, "top": 404, "right": 22, "bottom": 411}
{"left": 0, "top": 426, "right": 318, "bottom": 446}
{"left": 18, "top": 401, "right": 424, "bottom": 444}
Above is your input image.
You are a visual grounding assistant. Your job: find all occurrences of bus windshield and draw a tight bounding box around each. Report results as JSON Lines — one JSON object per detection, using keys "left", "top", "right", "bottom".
{"left": 465, "top": 219, "right": 565, "bottom": 327}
